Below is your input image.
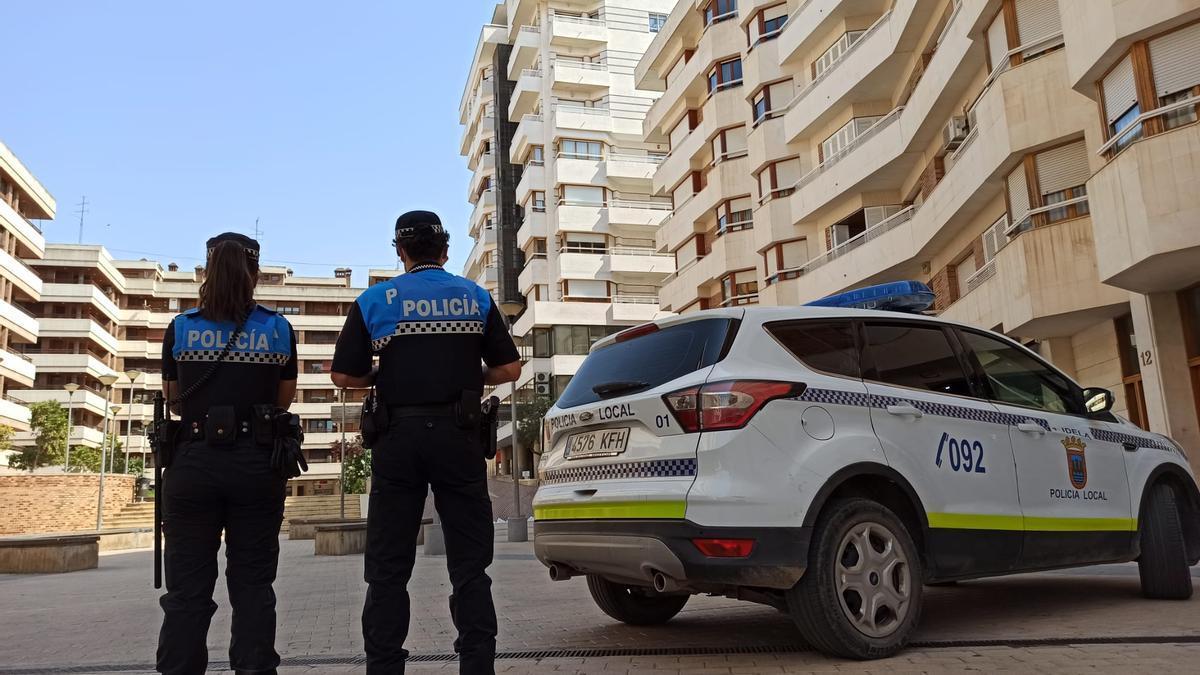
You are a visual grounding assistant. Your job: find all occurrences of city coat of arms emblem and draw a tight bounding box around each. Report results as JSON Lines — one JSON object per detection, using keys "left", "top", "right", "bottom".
{"left": 1062, "top": 436, "right": 1088, "bottom": 489}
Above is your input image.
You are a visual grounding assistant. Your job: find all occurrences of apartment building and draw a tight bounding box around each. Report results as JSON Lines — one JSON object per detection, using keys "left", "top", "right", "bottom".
{"left": 14, "top": 243, "right": 370, "bottom": 495}
{"left": 460, "top": 0, "right": 677, "bottom": 471}
{"left": 0, "top": 141, "right": 52, "bottom": 462}
{"left": 638, "top": 0, "right": 1200, "bottom": 471}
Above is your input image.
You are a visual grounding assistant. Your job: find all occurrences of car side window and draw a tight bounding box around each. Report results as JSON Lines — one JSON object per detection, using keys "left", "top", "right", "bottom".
{"left": 765, "top": 320, "right": 859, "bottom": 378}
{"left": 958, "top": 330, "right": 1081, "bottom": 414}
{"left": 863, "top": 323, "right": 971, "bottom": 396}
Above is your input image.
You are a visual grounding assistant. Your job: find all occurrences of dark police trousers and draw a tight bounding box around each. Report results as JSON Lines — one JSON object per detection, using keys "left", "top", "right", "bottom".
{"left": 157, "top": 438, "right": 287, "bottom": 675}
{"left": 363, "top": 415, "right": 497, "bottom": 674}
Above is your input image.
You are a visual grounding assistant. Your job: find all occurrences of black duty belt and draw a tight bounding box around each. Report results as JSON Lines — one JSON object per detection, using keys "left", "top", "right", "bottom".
{"left": 389, "top": 403, "right": 456, "bottom": 418}
{"left": 181, "top": 418, "right": 256, "bottom": 442}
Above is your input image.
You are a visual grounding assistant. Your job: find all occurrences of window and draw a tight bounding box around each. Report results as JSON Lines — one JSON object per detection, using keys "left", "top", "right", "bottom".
{"left": 557, "top": 318, "right": 738, "bottom": 408}
{"left": 766, "top": 321, "right": 859, "bottom": 378}
{"left": 864, "top": 323, "right": 971, "bottom": 396}
{"left": 716, "top": 197, "right": 753, "bottom": 234}
{"left": 707, "top": 58, "right": 743, "bottom": 93}
{"left": 563, "top": 239, "right": 607, "bottom": 254}
{"left": 560, "top": 139, "right": 603, "bottom": 160}
{"left": 1034, "top": 141, "right": 1091, "bottom": 223}
{"left": 277, "top": 305, "right": 301, "bottom": 315}
{"left": 959, "top": 330, "right": 1081, "bottom": 414}
{"left": 649, "top": 12, "right": 667, "bottom": 32}
{"left": 528, "top": 146, "right": 544, "bottom": 166}
{"left": 704, "top": 0, "right": 737, "bottom": 26}
{"left": 532, "top": 191, "right": 546, "bottom": 212}
{"left": 1162, "top": 90, "right": 1199, "bottom": 130}
{"left": 549, "top": 325, "right": 621, "bottom": 356}
{"left": 720, "top": 270, "right": 757, "bottom": 304}
{"left": 752, "top": 90, "right": 768, "bottom": 122}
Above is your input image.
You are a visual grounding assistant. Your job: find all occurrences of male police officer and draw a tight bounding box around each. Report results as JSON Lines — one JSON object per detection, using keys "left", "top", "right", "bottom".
{"left": 331, "top": 211, "right": 521, "bottom": 674}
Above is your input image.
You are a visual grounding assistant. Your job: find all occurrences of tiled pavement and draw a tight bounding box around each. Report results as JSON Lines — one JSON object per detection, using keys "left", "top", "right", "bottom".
{"left": 1, "top": 535, "right": 1198, "bottom": 674}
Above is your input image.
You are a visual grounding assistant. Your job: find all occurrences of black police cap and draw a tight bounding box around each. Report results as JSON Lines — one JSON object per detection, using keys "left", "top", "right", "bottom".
{"left": 394, "top": 210, "right": 447, "bottom": 241}
{"left": 206, "top": 232, "right": 261, "bottom": 261}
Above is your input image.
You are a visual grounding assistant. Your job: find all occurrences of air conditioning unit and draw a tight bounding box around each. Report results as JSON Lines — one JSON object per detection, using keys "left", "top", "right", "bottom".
{"left": 940, "top": 116, "right": 970, "bottom": 153}
{"left": 535, "top": 383, "right": 552, "bottom": 396}
{"left": 534, "top": 372, "right": 551, "bottom": 384}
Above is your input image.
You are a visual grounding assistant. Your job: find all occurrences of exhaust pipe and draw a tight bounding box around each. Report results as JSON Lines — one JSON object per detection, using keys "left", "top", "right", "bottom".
{"left": 548, "top": 563, "right": 577, "bottom": 582}
{"left": 652, "top": 571, "right": 682, "bottom": 593}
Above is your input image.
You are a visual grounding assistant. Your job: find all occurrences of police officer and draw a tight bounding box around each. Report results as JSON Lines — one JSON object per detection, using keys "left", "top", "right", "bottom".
{"left": 331, "top": 211, "right": 521, "bottom": 674}
{"left": 157, "top": 233, "right": 303, "bottom": 675}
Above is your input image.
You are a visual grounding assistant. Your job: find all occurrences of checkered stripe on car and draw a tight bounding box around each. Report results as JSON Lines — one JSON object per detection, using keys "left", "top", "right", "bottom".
{"left": 177, "top": 350, "right": 290, "bottom": 365}
{"left": 1090, "top": 427, "right": 1175, "bottom": 451}
{"left": 540, "top": 458, "right": 698, "bottom": 485}
{"left": 792, "top": 387, "right": 1051, "bottom": 430}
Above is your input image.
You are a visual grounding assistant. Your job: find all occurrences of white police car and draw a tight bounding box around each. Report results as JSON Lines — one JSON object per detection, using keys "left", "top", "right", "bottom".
{"left": 532, "top": 281, "right": 1200, "bottom": 660}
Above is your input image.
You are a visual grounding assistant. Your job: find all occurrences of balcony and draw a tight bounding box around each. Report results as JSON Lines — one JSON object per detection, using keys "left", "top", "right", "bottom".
{"left": 460, "top": 113, "right": 495, "bottom": 157}
{"left": 39, "top": 318, "right": 121, "bottom": 354}
{"left": 606, "top": 152, "right": 661, "bottom": 182}
{"left": 508, "top": 25, "right": 542, "bottom": 79}
{"left": 41, "top": 283, "right": 123, "bottom": 323}
{"left": 470, "top": 190, "right": 496, "bottom": 229}
{"left": 558, "top": 247, "right": 676, "bottom": 282}
{"left": 0, "top": 397, "right": 31, "bottom": 430}
{"left": 551, "top": 60, "right": 610, "bottom": 92}
{"left": 942, "top": 213, "right": 1129, "bottom": 337}
{"left": 661, "top": 155, "right": 752, "bottom": 253}
{"left": 644, "top": 17, "right": 745, "bottom": 138}
{"left": 0, "top": 298, "right": 40, "bottom": 343}
{"left": 0, "top": 248, "right": 42, "bottom": 300}
{"left": 0, "top": 190, "right": 47, "bottom": 260}
{"left": 511, "top": 114, "right": 544, "bottom": 163}
{"left": 515, "top": 162, "right": 546, "bottom": 205}
{"left": 518, "top": 256, "right": 548, "bottom": 294}
{"left": 12, "top": 388, "right": 111, "bottom": 419}
{"left": 1089, "top": 121, "right": 1200, "bottom": 293}
{"left": 654, "top": 86, "right": 745, "bottom": 195}
{"left": 555, "top": 155, "right": 603, "bottom": 185}
{"left": 517, "top": 209, "right": 547, "bottom": 249}
{"left": 550, "top": 13, "right": 607, "bottom": 46}
{"left": 0, "top": 349, "right": 36, "bottom": 387}
{"left": 509, "top": 68, "right": 543, "bottom": 122}
{"left": 467, "top": 163, "right": 495, "bottom": 202}
{"left": 661, "top": 228, "right": 758, "bottom": 312}
{"left": 608, "top": 197, "right": 673, "bottom": 228}
{"left": 29, "top": 352, "right": 117, "bottom": 380}
{"left": 552, "top": 105, "right": 642, "bottom": 137}
{"left": 466, "top": 228, "right": 498, "bottom": 276}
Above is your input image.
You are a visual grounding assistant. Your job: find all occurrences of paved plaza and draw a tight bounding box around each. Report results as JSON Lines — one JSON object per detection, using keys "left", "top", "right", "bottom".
{"left": 1, "top": 534, "right": 1198, "bottom": 674}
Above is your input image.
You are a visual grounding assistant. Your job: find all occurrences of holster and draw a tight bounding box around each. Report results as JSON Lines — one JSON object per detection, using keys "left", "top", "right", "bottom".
{"left": 155, "top": 420, "right": 182, "bottom": 468}
{"left": 361, "top": 390, "right": 387, "bottom": 449}
{"left": 479, "top": 396, "right": 500, "bottom": 460}
{"left": 204, "top": 406, "right": 239, "bottom": 447}
{"left": 455, "top": 390, "right": 483, "bottom": 430}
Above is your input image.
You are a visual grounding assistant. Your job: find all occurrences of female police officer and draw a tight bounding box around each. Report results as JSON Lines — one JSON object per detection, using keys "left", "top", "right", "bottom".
{"left": 156, "top": 232, "right": 302, "bottom": 675}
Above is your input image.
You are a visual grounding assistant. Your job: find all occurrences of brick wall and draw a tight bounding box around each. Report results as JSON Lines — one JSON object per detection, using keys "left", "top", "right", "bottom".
{"left": 0, "top": 474, "right": 137, "bottom": 535}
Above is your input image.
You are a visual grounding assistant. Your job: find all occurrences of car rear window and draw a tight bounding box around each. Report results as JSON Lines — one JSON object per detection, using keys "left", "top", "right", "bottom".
{"left": 765, "top": 320, "right": 860, "bottom": 378}
{"left": 555, "top": 318, "right": 738, "bottom": 409}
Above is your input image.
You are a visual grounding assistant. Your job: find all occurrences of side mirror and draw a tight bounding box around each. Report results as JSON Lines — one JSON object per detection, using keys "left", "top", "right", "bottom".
{"left": 1083, "top": 387, "right": 1115, "bottom": 414}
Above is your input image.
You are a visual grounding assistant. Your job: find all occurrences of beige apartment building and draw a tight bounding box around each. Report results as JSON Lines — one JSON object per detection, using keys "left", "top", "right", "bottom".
{"left": 11, "top": 243, "right": 381, "bottom": 495}
{"left": 638, "top": 0, "right": 1200, "bottom": 469}
{"left": 460, "top": 0, "right": 677, "bottom": 471}
{"left": 0, "top": 141, "right": 52, "bottom": 464}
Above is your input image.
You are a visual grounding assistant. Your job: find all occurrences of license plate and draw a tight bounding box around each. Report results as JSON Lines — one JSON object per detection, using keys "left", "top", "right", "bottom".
{"left": 565, "top": 428, "right": 630, "bottom": 460}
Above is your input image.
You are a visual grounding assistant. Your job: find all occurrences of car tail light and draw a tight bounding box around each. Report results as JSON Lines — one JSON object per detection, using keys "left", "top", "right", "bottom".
{"left": 692, "top": 538, "right": 756, "bottom": 558}
{"left": 662, "top": 380, "right": 804, "bottom": 433}
{"left": 614, "top": 322, "right": 659, "bottom": 343}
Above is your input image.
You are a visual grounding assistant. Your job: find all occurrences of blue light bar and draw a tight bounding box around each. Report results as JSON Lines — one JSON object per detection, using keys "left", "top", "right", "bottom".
{"left": 805, "top": 280, "right": 936, "bottom": 313}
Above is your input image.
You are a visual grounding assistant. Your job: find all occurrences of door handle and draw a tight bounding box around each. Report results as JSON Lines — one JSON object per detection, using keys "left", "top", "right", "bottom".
{"left": 1122, "top": 441, "right": 1138, "bottom": 452}
{"left": 574, "top": 489, "right": 597, "bottom": 497}
{"left": 886, "top": 404, "right": 924, "bottom": 419}
{"left": 1016, "top": 422, "right": 1046, "bottom": 435}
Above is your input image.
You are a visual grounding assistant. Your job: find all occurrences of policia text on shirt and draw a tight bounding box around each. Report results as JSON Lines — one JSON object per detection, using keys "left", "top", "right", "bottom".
{"left": 332, "top": 211, "right": 522, "bottom": 675}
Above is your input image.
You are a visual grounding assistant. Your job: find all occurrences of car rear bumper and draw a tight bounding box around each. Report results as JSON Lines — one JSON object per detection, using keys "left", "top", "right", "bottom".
{"left": 533, "top": 519, "right": 811, "bottom": 590}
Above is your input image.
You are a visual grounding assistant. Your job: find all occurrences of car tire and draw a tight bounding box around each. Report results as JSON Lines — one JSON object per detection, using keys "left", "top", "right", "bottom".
{"left": 787, "top": 498, "right": 923, "bottom": 660}
{"left": 586, "top": 574, "right": 689, "bottom": 625}
{"left": 1138, "top": 482, "right": 1193, "bottom": 600}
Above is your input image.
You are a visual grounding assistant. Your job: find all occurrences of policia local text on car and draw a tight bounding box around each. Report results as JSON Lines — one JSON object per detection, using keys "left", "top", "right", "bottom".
{"left": 151, "top": 233, "right": 306, "bottom": 675}
{"left": 331, "top": 211, "right": 521, "bottom": 675}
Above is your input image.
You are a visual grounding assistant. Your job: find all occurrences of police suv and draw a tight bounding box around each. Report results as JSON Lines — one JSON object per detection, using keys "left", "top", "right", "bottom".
{"left": 532, "top": 282, "right": 1200, "bottom": 660}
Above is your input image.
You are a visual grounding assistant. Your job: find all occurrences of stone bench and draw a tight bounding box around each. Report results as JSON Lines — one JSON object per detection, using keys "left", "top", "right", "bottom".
{"left": 314, "top": 521, "right": 368, "bottom": 556}
{"left": 98, "top": 528, "right": 154, "bottom": 552}
{"left": 0, "top": 534, "right": 100, "bottom": 574}
{"left": 289, "top": 516, "right": 355, "bottom": 541}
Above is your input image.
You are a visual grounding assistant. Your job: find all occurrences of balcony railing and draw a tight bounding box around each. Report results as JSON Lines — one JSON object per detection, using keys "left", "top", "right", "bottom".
{"left": 785, "top": 13, "right": 889, "bottom": 113}
{"left": 612, "top": 294, "right": 659, "bottom": 305}
{"left": 554, "top": 60, "right": 608, "bottom": 72}
{"left": 520, "top": 68, "right": 543, "bottom": 79}
{"left": 788, "top": 106, "right": 904, "bottom": 194}
{"left": 519, "top": 25, "right": 540, "bottom": 35}
{"left": 610, "top": 197, "right": 673, "bottom": 211}
{"left": 720, "top": 293, "right": 759, "bottom": 307}
{"left": 960, "top": 196, "right": 1091, "bottom": 297}
{"left": 785, "top": 206, "right": 917, "bottom": 278}
{"left": 550, "top": 12, "right": 606, "bottom": 27}
{"left": 607, "top": 151, "right": 664, "bottom": 165}
{"left": 1096, "top": 95, "right": 1200, "bottom": 156}
{"left": 964, "top": 259, "right": 997, "bottom": 293}
{"left": 553, "top": 103, "right": 609, "bottom": 116}
{"left": 610, "top": 246, "right": 672, "bottom": 258}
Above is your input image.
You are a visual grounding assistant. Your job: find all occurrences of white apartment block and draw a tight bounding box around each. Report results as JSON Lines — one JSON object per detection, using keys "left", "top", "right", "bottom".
{"left": 638, "top": 0, "right": 1200, "bottom": 472}
{"left": 0, "top": 141, "right": 52, "bottom": 460}
{"left": 13, "top": 243, "right": 379, "bottom": 495}
{"left": 460, "top": 0, "right": 677, "bottom": 471}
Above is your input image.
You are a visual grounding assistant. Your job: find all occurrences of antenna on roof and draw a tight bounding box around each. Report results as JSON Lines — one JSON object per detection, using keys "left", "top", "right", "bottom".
{"left": 74, "top": 196, "right": 89, "bottom": 244}
{"left": 253, "top": 217, "right": 263, "bottom": 241}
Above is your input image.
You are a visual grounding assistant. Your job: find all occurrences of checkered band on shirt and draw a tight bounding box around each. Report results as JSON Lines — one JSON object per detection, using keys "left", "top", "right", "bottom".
{"left": 176, "top": 349, "right": 290, "bottom": 365}
{"left": 540, "top": 458, "right": 698, "bottom": 485}
{"left": 372, "top": 320, "right": 486, "bottom": 352}
{"left": 793, "top": 387, "right": 1051, "bottom": 430}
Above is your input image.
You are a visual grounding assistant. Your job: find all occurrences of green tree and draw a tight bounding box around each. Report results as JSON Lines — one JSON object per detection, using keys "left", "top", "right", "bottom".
{"left": 66, "top": 435, "right": 125, "bottom": 473}
{"left": 8, "top": 401, "right": 67, "bottom": 471}
{"left": 516, "top": 395, "right": 555, "bottom": 456}
{"left": 331, "top": 436, "right": 371, "bottom": 494}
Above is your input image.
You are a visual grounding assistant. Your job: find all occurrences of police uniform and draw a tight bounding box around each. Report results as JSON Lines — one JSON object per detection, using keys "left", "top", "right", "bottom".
{"left": 332, "top": 239, "right": 519, "bottom": 673}
{"left": 157, "top": 243, "right": 299, "bottom": 675}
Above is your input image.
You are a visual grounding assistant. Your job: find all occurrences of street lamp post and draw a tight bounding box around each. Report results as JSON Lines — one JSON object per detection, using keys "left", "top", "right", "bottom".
{"left": 123, "top": 370, "right": 142, "bottom": 474}
{"left": 63, "top": 383, "right": 79, "bottom": 472}
{"left": 499, "top": 301, "right": 527, "bottom": 544}
{"left": 339, "top": 388, "right": 347, "bottom": 520}
{"left": 96, "top": 373, "right": 120, "bottom": 530}
{"left": 109, "top": 405, "right": 122, "bottom": 473}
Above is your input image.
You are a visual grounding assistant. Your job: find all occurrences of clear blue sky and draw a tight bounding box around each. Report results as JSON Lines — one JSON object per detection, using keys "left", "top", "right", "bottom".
{"left": 5, "top": 0, "right": 498, "bottom": 285}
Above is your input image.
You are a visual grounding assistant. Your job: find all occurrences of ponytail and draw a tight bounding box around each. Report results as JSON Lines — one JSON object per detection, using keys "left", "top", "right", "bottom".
{"left": 198, "top": 240, "right": 258, "bottom": 323}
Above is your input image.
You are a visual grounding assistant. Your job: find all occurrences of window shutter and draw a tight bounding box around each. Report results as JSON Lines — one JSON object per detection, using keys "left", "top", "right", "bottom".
{"left": 781, "top": 240, "right": 807, "bottom": 268}
{"left": 1035, "top": 141, "right": 1090, "bottom": 194}
{"left": 1103, "top": 56, "right": 1138, "bottom": 123}
{"left": 986, "top": 11, "right": 1009, "bottom": 71}
{"left": 1014, "top": 0, "right": 1062, "bottom": 48}
{"left": 983, "top": 214, "right": 1008, "bottom": 261}
{"left": 1006, "top": 165, "right": 1031, "bottom": 226}
{"left": 1149, "top": 23, "right": 1200, "bottom": 98}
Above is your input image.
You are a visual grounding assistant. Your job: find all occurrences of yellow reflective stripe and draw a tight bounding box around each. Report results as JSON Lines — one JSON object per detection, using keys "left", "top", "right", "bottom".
{"left": 927, "top": 512, "right": 1138, "bottom": 532}
{"left": 534, "top": 501, "right": 687, "bottom": 521}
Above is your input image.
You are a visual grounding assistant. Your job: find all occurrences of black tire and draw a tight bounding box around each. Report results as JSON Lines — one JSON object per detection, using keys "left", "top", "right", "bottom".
{"left": 1138, "top": 482, "right": 1193, "bottom": 600}
{"left": 586, "top": 574, "right": 689, "bottom": 625}
{"left": 787, "top": 498, "right": 923, "bottom": 660}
